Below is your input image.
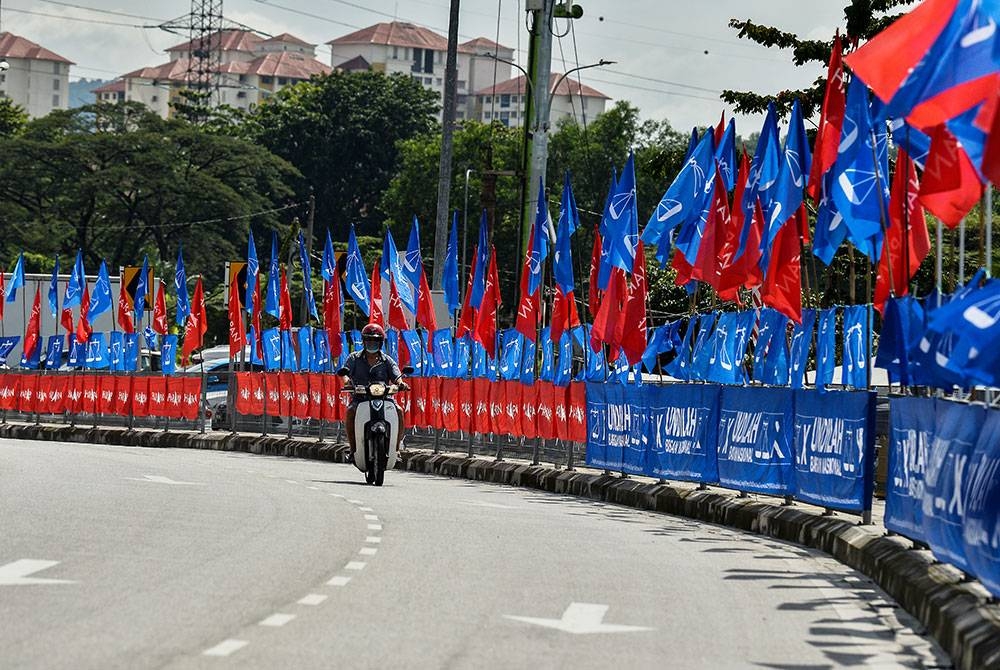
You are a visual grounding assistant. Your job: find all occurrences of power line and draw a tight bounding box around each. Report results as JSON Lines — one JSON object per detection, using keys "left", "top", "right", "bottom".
{"left": 36, "top": 0, "right": 167, "bottom": 23}
{"left": 4, "top": 6, "right": 145, "bottom": 27}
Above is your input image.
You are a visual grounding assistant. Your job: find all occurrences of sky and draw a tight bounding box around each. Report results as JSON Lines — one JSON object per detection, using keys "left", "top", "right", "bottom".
{"left": 6, "top": 0, "right": 853, "bottom": 133}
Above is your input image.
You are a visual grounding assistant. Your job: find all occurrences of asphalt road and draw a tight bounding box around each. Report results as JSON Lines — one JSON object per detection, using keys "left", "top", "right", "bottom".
{"left": 1, "top": 439, "right": 948, "bottom": 669}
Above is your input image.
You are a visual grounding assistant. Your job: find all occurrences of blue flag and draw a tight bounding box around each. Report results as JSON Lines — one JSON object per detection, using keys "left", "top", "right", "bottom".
{"left": 401, "top": 330, "right": 424, "bottom": 377}
{"left": 831, "top": 76, "right": 886, "bottom": 261}
{"left": 538, "top": 327, "right": 554, "bottom": 382}
{"left": 889, "top": 118, "right": 931, "bottom": 170}
{"left": 161, "top": 335, "right": 178, "bottom": 375}
{"left": 443, "top": 212, "right": 460, "bottom": 311}
{"left": 123, "top": 332, "right": 139, "bottom": 371}
{"left": 470, "top": 210, "right": 490, "bottom": 309}
{"left": 554, "top": 173, "right": 577, "bottom": 294}
{"left": 6, "top": 252, "right": 24, "bottom": 303}
{"left": 322, "top": 229, "right": 336, "bottom": 283}
{"left": 700, "top": 312, "right": 743, "bottom": 385}
{"left": 280, "top": 331, "right": 298, "bottom": 371}
{"left": 528, "top": 178, "right": 551, "bottom": 295}
{"left": 297, "top": 231, "right": 319, "bottom": 320}
{"left": 312, "top": 329, "right": 330, "bottom": 372}
{"left": 175, "top": 246, "right": 190, "bottom": 325}
{"left": 246, "top": 229, "right": 258, "bottom": 316}
{"left": 812, "top": 171, "right": 849, "bottom": 266}
{"left": 665, "top": 317, "right": 698, "bottom": 381}
{"left": 764, "top": 99, "right": 812, "bottom": 262}
{"left": 520, "top": 337, "right": 536, "bottom": 385}
{"left": 345, "top": 224, "right": 371, "bottom": 316}
{"left": 297, "top": 325, "right": 313, "bottom": 372}
{"left": 402, "top": 216, "right": 423, "bottom": 301}
{"left": 688, "top": 313, "right": 719, "bottom": 381}
{"left": 134, "top": 255, "right": 149, "bottom": 322}
{"left": 753, "top": 309, "right": 790, "bottom": 386}
{"left": 789, "top": 308, "right": 816, "bottom": 390}
{"left": 554, "top": 330, "right": 573, "bottom": 386}
{"left": 0, "top": 336, "right": 19, "bottom": 365}
{"left": 843, "top": 306, "right": 871, "bottom": 389}
{"left": 453, "top": 334, "right": 471, "bottom": 379}
{"left": 61, "top": 251, "right": 84, "bottom": 310}
{"left": 597, "top": 168, "right": 618, "bottom": 289}
{"left": 44, "top": 334, "right": 64, "bottom": 370}
{"left": 109, "top": 331, "right": 125, "bottom": 371}
{"left": 89, "top": 260, "right": 112, "bottom": 318}
{"left": 714, "top": 118, "right": 737, "bottom": 191}
{"left": 499, "top": 329, "right": 523, "bottom": 381}
{"left": 641, "top": 323, "right": 673, "bottom": 373}
{"left": 47, "top": 255, "right": 60, "bottom": 319}
{"left": 85, "top": 333, "right": 109, "bottom": 370}
{"left": 875, "top": 296, "right": 923, "bottom": 386}
{"left": 382, "top": 227, "right": 416, "bottom": 313}
{"left": 742, "top": 102, "right": 781, "bottom": 225}
{"left": 604, "top": 152, "right": 639, "bottom": 274}
{"left": 816, "top": 307, "right": 838, "bottom": 389}
{"left": 265, "top": 231, "right": 280, "bottom": 318}
{"left": 262, "top": 327, "right": 282, "bottom": 371}
{"left": 432, "top": 329, "right": 455, "bottom": 377}
{"left": 684, "top": 127, "right": 698, "bottom": 162}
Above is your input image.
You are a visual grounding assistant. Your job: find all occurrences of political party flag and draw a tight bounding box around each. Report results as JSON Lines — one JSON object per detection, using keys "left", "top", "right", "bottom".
{"left": 807, "top": 33, "right": 846, "bottom": 202}
{"left": 684, "top": 127, "right": 698, "bottom": 161}
{"left": 245, "top": 228, "right": 258, "bottom": 316}
{"left": 117, "top": 277, "right": 134, "bottom": 334}
{"left": 717, "top": 153, "right": 754, "bottom": 301}
{"left": 919, "top": 123, "right": 985, "bottom": 226}
{"left": 604, "top": 152, "right": 639, "bottom": 274}
{"left": 75, "top": 283, "right": 92, "bottom": 345}
{"left": 473, "top": 247, "right": 500, "bottom": 359}
{"left": 691, "top": 166, "right": 730, "bottom": 289}
{"left": 0, "top": 270, "right": 5, "bottom": 318}
{"left": 324, "top": 277, "right": 342, "bottom": 360}
{"left": 175, "top": 245, "right": 190, "bottom": 325}
{"left": 741, "top": 102, "right": 781, "bottom": 235}
{"left": 388, "top": 276, "right": 409, "bottom": 331}
{"left": 89, "top": 260, "right": 112, "bottom": 319}
{"left": 842, "top": 304, "right": 871, "bottom": 388}
{"left": 402, "top": 216, "right": 423, "bottom": 301}
{"left": 251, "top": 274, "right": 263, "bottom": 360}
{"left": 528, "top": 178, "right": 551, "bottom": 295}
{"left": 715, "top": 118, "right": 737, "bottom": 191}
{"left": 322, "top": 229, "right": 336, "bottom": 283}
{"left": 456, "top": 252, "right": 477, "bottom": 339}
{"left": 278, "top": 267, "right": 293, "bottom": 331}
{"left": 153, "top": 280, "right": 168, "bottom": 335}
{"left": 229, "top": 276, "right": 245, "bottom": 358}
{"left": 415, "top": 268, "right": 437, "bottom": 347}
{"left": 6, "top": 252, "right": 23, "bottom": 304}
{"left": 764, "top": 99, "right": 812, "bottom": 262}
{"left": 469, "top": 210, "right": 490, "bottom": 310}
{"left": 344, "top": 224, "right": 371, "bottom": 316}
{"left": 875, "top": 149, "right": 930, "bottom": 313}
{"left": 23, "top": 286, "right": 41, "bottom": 361}
{"left": 134, "top": 255, "right": 149, "bottom": 322}
{"left": 265, "top": 230, "right": 280, "bottom": 318}
{"left": 298, "top": 231, "right": 319, "bottom": 320}
{"left": 790, "top": 308, "right": 816, "bottom": 389}
{"left": 515, "top": 234, "right": 540, "bottom": 342}
{"left": 620, "top": 241, "right": 648, "bottom": 365}
{"left": 61, "top": 250, "right": 84, "bottom": 310}
{"left": 181, "top": 277, "right": 207, "bottom": 365}
{"left": 588, "top": 228, "right": 602, "bottom": 318}
{"left": 591, "top": 267, "right": 626, "bottom": 356}
{"left": 443, "top": 212, "right": 460, "bottom": 312}
{"left": 761, "top": 204, "right": 804, "bottom": 323}
{"left": 369, "top": 257, "right": 384, "bottom": 327}
{"left": 47, "top": 255, "right": 59, "bottom": 319}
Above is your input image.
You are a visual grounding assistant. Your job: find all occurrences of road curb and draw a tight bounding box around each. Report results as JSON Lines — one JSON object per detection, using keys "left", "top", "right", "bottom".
{"left": 4, "top": 422, "right": 999, "bottom": 669}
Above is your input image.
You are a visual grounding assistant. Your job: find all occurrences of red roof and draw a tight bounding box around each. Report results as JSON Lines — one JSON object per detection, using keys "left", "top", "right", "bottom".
{"left": 336, "top": 55, "right": 370, "bottom": 72}
{"left": 259, "top": 33, "right": 314, "bottom": 48}
{"left": 93, "top": 80, "right": 125, "bottom": 94}
{"left": 0, "top": 32, "right": 73, "bottom": 64}
{"left": 475, "top": 73, "right": 609, "bottom": 100}
{"left": 460, "top": 37, "right": 511, "bottom": 54}
{"left": 328, "top": 21, "right": 474, "bottom": 53}
{"left": 166, "top": 29, "right": 263, "bottom": 54}
{"left": 123, "top": 52, "right": 331, "bottom": 82}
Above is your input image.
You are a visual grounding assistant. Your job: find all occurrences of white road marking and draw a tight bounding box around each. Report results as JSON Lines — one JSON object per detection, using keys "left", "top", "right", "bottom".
{"left": 306, "top": 486, "right": 319, "bottom": 491}
{"left": 364, "top": 514, "right": 379, "bottom": 521}
{"left": 365, "top": 536, "right": 382, "bottom": 544}
{"left": 345, "top": 561, "right": 366, "bottom": 571}
{"left": 327, "top": 576, "right": 351, "bottom": 586}
{"left": 460, "top": 500, "right": 519, "bottom": 510}
{"left": 202, "top": 639, "right": 248, "bottom": 657}
{"left": 367, "top": 524, "right": 382, "bottom": 531}
{"left": 358, "top": 507, "right": 373, "bottom": 512}
{"left": 298, "top": 594, "right": 328, "bottom": 606}
{"left": 0, "top": 560, "right": 76, "bottom": 586}
{"left": 504, "top": 603, "right": 654, "bottom": 635}
{"left": 285, "top": 480, "right": 298, "bottom": 485}
{"left": 359, "top": 547, "right": 378, "bottom": 556}
{"left": 125, "top": 475, "right": 203, "bottom": 486}
{"left": 347, "top": 499, "right": 363, "bottom": 505}
{"left": 259, "top": 613, "right": 296, "bottom": 627}
{"left": 330, "top": 493, "right": 344, "bottom": 498}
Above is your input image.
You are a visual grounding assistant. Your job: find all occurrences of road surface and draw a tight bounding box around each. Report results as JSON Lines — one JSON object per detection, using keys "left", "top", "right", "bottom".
{"left": 1, "top": 439, "right": 947, "bottom": 669}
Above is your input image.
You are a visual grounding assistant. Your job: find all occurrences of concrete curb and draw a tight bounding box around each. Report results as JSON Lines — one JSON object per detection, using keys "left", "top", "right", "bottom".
{"left": 4, "top": 422, "right": 999, "bottom": 669}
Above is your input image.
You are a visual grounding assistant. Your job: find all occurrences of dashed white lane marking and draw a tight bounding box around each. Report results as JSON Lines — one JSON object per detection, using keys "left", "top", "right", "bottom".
{"left": 284, "top": 480, "right": 298, "bottom": 485}
{"left": 364, "top": 514, "right": 379, "bottom": 521}
{"left": 365, "top": 536, "right": 382, "bottom": 544}
{"left": 330, "top": 493, "right": 344, "bottom": 498}
{"left": 345, "top": 561, "right": 366, "bottom": 571}
{"left": 359, "top": 547, "right": 378, "bottom": 556}
{"left": 367, "top": 524, "right": 382, "bottom": 531}
{"left": 347, "top": 499, "right": 363, "bottom": 505}
{"left": 327, "top": 576, "right": 351, "bottom": 586}
{"left": 306, "top": 486, "right": 319, "bottom": 491}
{"left": 203, "top": 639, "right": 248, "bottom": 657}
{"left": 259, "top": 613, "right": 296, "bottom": 627}
{"left": 298, "top": 594, "right": 328, "bottom": 606}
{"left": 359, "top": 506, "right": 373, "bottom": 512}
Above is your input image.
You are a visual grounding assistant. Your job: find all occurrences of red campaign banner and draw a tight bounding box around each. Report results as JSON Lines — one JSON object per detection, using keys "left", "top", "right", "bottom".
{"left": 566, "top": 382, "right": 587, "bottom": 444}
{"left": 264, "top": 374, "right": 281, "bottom": 418}
{"left": 0, "top": 374, "right": 18, "bottom": 411}
{"left": 292, "top": 374, "right": 310, "bottom": 419}
{"left": 308, "top": 374, "right": 325, "bottom": 421}
{"left": 456, "top": 380, "right": 473, "bottom": 434}
{"left": 113, "top": 376, "right": 131, "bottom": 416}
{"left": 235, "top": 373, "right": 252, "bottom": 416}
{"left": 520, "top": 383, "right": 538, "bottom": 440}
{"left": 409, "top": 377, "right": 427, "bottom": 428}
{"left": 322, "top": 374, "right": 340, "bottom": 422}
{"left": 472, "top": 379, "right": 491, "bottom": 435}
{"left": 536, "top": 382, "right": 555, "bottom": 441}
{"left": 278, "top": 372, "right": 294, "bottom": 417}
{"left": 489, "top": 380, "right": 505, "bottom": 435}
{"left": 97, "top": 376, "right": 116, "bottom": 415}
{"left": 440, "top": 378, "right": 459, "bottom": 432}
{"left": 179, "top": 376, "right": 201, "bottom": 421}
{"left": 166, "top": 376, "right": 187, "bottom": 419}
{"left": 502, "top": 381, "right": 522, "bottom": 436}
{"left": 553, "top": 384, "right": 570, "bottom": 442}
{"left": 337, "top": 375, "right": 352, "bottom": 422}
{"left": 396, "top": 379, "right": 411, "bottom": 425}
{"left": 76, "top": 375, "right": 98, "bottom": 415}
{"left": 49, "top": 375, "right": 68, "bottom": 415}
{"left": 426, "top": 377, "right": 443, "bottom": 430}
{"left": 146, "top": 377, "right": 168, "bottom": 417}
{"left": 17, "top": 374, "right": 37, "bottom": 414}
{"left": 132, "top": 376, "right": 152, "bottom": 418}
{"left": 33, "top": 376, "right": 50, "bottom": 414}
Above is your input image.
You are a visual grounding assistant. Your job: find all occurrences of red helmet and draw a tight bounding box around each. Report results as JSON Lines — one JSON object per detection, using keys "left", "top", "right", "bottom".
{"left": 361, "top": 323, "right": 385, "bottom": 341}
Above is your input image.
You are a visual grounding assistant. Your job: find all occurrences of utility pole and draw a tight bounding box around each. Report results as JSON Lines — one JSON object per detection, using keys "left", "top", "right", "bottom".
{"left": 519, "top": 0, "right": 555, "bottom": 251}
{"left": 432, "top": 0, "right": 461, "bottom": 291}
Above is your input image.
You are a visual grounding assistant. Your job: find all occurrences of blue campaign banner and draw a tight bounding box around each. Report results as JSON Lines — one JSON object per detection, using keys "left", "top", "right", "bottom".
{"left": 962, "top": 408, "right": 1000, "bottom": 597}
{"left": 68, "top": 338, "right": 86, "bottom": 368}
{"left": 645, "top": 384, "right": 721, "bottom": 483}
{"left": 585, "top": 382, "right": 619, "bottom": 471}
{"left": 621, "top": 385, "right": 648, "bottom": 475}
{"left": 923, "top": 400, "right": 985, "bottom": 572}
{"left": 123, "top": 333, "right": 139, "bottom": 371}
{"left": 0, "top": 336, "right": 20, "bottom": 365}
{"left": 85, "top": 333, "right": 110, "bottom": 369}
{"left": 109, "top": 331, "right": 125, "bottom": 371}
{"left": 44, "top": 335, "right": 64, "bottom": 370}
{"left": 885, "top": 397, "right": 936, "bottom": 541}
{"left": 792, "top": 389, "right": 875, "bottom": 512}
{"left": 717, "top": 386, "right": 795, "bottom": 495}
{"left": 161, "top": 335, "right": 178, "bottom": 375}
{"left": 297, "top": 326, "right": 313, "bottom": 372}
{"left": 453, "top": 335, "right": 470, "bottom": 379}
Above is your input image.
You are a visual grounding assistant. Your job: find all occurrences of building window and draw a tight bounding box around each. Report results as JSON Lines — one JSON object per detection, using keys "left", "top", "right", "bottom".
{"left": 499, "top": 111, "right": 510, "bottom": 126}
{"left": 456, "top": 111, "right": 464, "bottom": 119}
{"left": 393, "top": 46, "right": 399, "bottom": 59}
{"left": 0, "top": 74, "right": 6, "bottom": 83}
{"left": 151, "top": 95, "right": 158, "bottom": 102}
{"left": 53, "top": 79, "right": 60, "bottom": 91}
{"left": 52, "top": 94, "right": 60, "bottom": 107}
{"left": 278, "top": 77, "right": 288, "bottom": 86}
{"left": 53, "top": 62, "right": 60, "bottom": 74}
{"left": 485, "top": 95, "right": 491, "bottom": 104}
{"left": 424, "top": 77, "right": 433, "bottom": 85}
{"left": 457, "top": 79, "right": 465, "bottom": 90}
{"left": 500, "top": 94, "right": 510, "bottom": 108}
{"left": 484, "top": 111, "right": 491, "bottom": 119}
{"left": 239, "top": 74, "right": 246, "bottom": 82}
{"left": 261, "top": 76, "right": 273, "bottom": 85}
{"left": 435, "top": 78, "right": 442, "bottom": 86}
{"left": 237, "top": 91, "right": 247, "bottom": 98}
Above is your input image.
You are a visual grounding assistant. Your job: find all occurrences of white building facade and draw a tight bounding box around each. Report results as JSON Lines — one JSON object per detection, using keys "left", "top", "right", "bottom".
{"left": 0, "top": 32, "right": 72, "bottom": 118}
{"left": 473, "top": 73, "right": 609, "bottom": 128}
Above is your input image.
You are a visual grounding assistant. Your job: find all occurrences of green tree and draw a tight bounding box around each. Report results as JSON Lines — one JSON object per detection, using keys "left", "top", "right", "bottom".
{"left": 0, "top": 98, "right": 27, "bottom": 139}
{"left": 245, "top": 71, "right": 439, "bottom": 241}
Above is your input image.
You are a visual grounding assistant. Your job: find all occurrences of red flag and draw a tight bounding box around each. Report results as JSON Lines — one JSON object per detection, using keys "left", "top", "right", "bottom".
{"left": 588, "top": 229, "right": 602, "bottom": 319}
{"left": 251, "top": 275, "right": 263, "bottom": 360}
{"left": 153, "top": 280, "right": 168, "bottom": 335}
{"left": 228, "top": 276, "right": 245, "bottom": 357}
{"left": 875, "top": 149, "right": 931, "bottom": 313}
{"left": 60, "top": 280, "right": 74, "bottom": 334}
{"left": 117, "top": 279, "right": 134, "bottom": 334}
{"left": 473, "top": 247, "right": 500, "bottom": 359}
{"left": 691, "top": 168, "right": 730, "bottom": 290}
{"left": 919, "top": 123, "right": 984, "bottom": 227}
{"left": 369, "top": 258, "right": 384, "bottom": 328}
{"left": 515, "top": 235, "right": 539, "bottom": 342}
{"left": 550, "top": 287, "right": 579, "bottom": 345}
{"left": 388, "top": 277, "right": 409, "bottom": 331}
{"left": 760, "top": 205, "right": 803, "bottom": 323}
{"left": 278, "top": 268, "right": 293, "bottom": 331}
{"left": 324, "top": 278, "right": 342, "bottom": 360}
{"left": 23, "top": 286, "right": 41, "bottom": 360}
{"left": 181, "top": 277, "right": 207, "bottom": 365}
{"left": 620, "top": 241, "right": 648, "bottom": 366}
{"left": 415, "top": 269, "right": 437, "bottom": 348}
{"left": 75, "top": 284, "right": 92, "bottom": 344}
{"left": 456, "top": 252, "right": 477, "bottom": 338}
{"left": 713, "top": 111, "right": 725, "bottom": 145}
{"left": 807, "top": 34, "right": 846, "bottom": 202}
{"left": 983, "top": 87, "right": 1000, "bottom": 186}
{"left": 717, "top": 153, "right": 751, "bottom": 302}
{"left": 672, "top": 248, "right": 694, "bottom": 288}
{"left": 591, "top": 266, "right": 625, "bottom": 355}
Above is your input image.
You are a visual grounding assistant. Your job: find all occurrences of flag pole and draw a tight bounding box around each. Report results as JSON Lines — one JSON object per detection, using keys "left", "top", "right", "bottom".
{"left": 935, "top": 218, "right": 943, "bottom": 307}
{"left": 958, "top": 217, "right": 966, "bottom": 286}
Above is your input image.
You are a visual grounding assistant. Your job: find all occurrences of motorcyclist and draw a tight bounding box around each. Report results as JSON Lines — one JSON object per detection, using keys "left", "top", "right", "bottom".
{"left": 340, "top": 324, "right": 408, "bottom": 461}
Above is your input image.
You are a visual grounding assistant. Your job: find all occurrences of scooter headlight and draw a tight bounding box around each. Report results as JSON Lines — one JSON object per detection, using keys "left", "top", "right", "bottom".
{"left": 369, "top": 382, "right": 387, "bottom": 398}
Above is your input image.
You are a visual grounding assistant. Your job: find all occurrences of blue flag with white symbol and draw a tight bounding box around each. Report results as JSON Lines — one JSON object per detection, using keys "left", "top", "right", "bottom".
{"left": 529, "top": 178, "right": 551, "bottom": 295}
{"left": 665, "top": 317, "right": 698, "bottom": 381}
{"left": 85, "top": 333, "right": 109, "bottom": 370}
{"left": 741, "top": 102, "right": 781, "bottom": 225}
{"left": 816, "top": 307, "right": 838, "bottom": 389}
{"left": 124, "top": 333, "right": 139, "bottom": 371}
{"left": 176, "top": 246, "right": 190, "bottom": 325}
{"left": 109, "top": 331, "right": 124, "bottom": 371}
{"left": 47, "top": 256, "right": 60, "bottom": 318}
{"left": 789, "top": 308, "right": 816, "bottom": 389}
{"left": 539, "top": 328, "right": 554, "bottom": 382}
{"left": 246, "top": 229, "right": 258, "bottom": 316}
{"left": 401, "top": 330, "right": 424, "bottom": 377}
{"left": 297, "top": 231, "right": 319, "bottom": 320}
{"left": 161, "top": 335, "right": 177, "bottom": 375}
{"left": 469, "top": 210, "right": 490, "bottom": 310}
{"left": 6, "top": 252, "right": 24, "bottom": 303}
{"left": 499, "top": 329, "right": 523, "bottom": 381}
{"left": 753, "top": 308, "right": 790, "bottom": 386}
{"left": 280, "top": 331, "right": 298, "bottom": 371}
{"left": 604, "top": 152, "right": 639, "bottom": 274}
{"left": 889, "top": 118, "right": 931, "bottom": 170}
{"left": 714, "top": 118, "right": 737, "bottom": 192}
{"left": 875, "top": 296, "right": 924, "bottom": 386}
{"left": 763, "top": 99, "right": 812, "bottom": 265}
{"left": 520, "top": 337, "right": 536, "bottom": 385}
{"left": 597, "top": 168, "right": 618, "bottom": 288}
{"left": 312, "top": 329, "right": 330, "bottom": 372}
{"left": 65, "top": 251, "right": 85, "bottom": 310}
{"left": 345, "top": 224, "right": 371, "bottom": 317}
{"left": 44, "top": 334, "right": 64, "bottom": 370}
{"left": 89, "top": 260, "right": 112, "bottom": 318}
{"left": 453, "top": 335, "right": 470, "bottom": 378}
{"left": 382, "top": 227, "right": 416, "bottom": 313}
{"left": 264, "top": 231, "right": 280, "bottom": 318}
{"left": 812, "top": 170, "right": 849, "bottom": 266}
{"left": 0, "top": 336, "right": 19, "bottom": 365}
{"left": 262, "top": 327, "right": 282, "bottom": 371}
{"left": 322, "top": 229, "right": 336, "bottom": 283}
{"left": 443, "top": 212, "right": 461, "bottom": 311}
{"left": 842, "top": 304, "right": 871, "bottom": 388}
{"left": 297, "top": 326, "right": 313, "bottom": 372}
{"left": 432, "top": 329, "right": 455, "bottom": 377}
{"left": 554, "top": 173, "right": 578, "bottom": 294}
{"left": 134, "top": 255, "right": 149, "bottom": 321}
{"left": 554, "top": 330, "right": 573, "bottom": 386}
{"left": 402, "top": 216, "right": 423, "bottom": 301}
{"left": 688, "top": 313, "right": 719, "bottom": 381}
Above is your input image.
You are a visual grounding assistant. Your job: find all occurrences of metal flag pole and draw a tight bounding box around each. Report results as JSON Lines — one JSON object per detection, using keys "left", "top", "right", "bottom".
{"left": 936, "top": 218, "right": 944, "bottom": 307}
{"left": 958, "top": 217, "right": 966, "bottom": 286}
{"left": 986, "top": 188, "right": 994, "bottom": 276}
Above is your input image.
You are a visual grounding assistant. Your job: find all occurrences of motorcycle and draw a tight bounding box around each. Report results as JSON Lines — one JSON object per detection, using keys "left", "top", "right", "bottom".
{"left": 338, "top": 368, "right": 411, "bottom": 486}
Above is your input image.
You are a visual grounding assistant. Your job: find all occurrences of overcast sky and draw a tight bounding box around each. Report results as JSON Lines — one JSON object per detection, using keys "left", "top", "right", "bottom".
{"left": 9, "top": 0, "right": 852, "bottom": 132}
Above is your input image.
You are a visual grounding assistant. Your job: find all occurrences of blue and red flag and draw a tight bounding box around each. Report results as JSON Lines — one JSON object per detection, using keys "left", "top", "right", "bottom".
{"left": 442, "top": 212, "right": 460, "bottom": 312}
{"left": 762, "top": 99, "right": 812, "bottom": 270}
{"left": 551, "top": 173, "right": 581, "bottom": 344}
{"left": 469, "top": 210, "right": 490, "bottom": 310}
{"left": 528, "top": 178, "right": 551, "bottom": 296}
{"left": 603, "top": 152, "right": 639, "bottom": 275}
